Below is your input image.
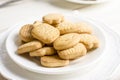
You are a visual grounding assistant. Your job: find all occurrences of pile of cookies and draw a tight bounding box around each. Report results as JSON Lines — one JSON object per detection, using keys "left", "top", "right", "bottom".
{"left": 17, "top": 13, "right": 99, "bottom": 68}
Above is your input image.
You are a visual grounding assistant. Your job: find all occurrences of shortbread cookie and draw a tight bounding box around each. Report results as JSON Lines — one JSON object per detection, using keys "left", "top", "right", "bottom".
{"left": 75, "top": 22, "right": 92, "bottom": 34}
{"left": 33, "top": 21, "right": 42, "bottom": 26}
{"left": 79, "top": 34, "right": 99, "bottom": 50}
{"left": 53, "top": 33, "right": 80, "bottom": 50}
{"left": 30, "top": 47, "right": 56, "bottom": 57}
{"left": 43, "top": 13, "right": 64, "bottom": 25}
{"left": 32, "top": 23, "right": 60, "bottom": 44}
{"left": 58, "top": 43, "right": 87, "bottom": 60}
{"left": 17, "top": 41, "right": 43, "bottom": 54}
{"left": 56, "top": 22, "right": 92, "bottom": 34}
{"left": 41, "top": 55, "right": 69, "bottom": 67}
{"left": 19, "top": 24, "right": 34, "bottom": 42}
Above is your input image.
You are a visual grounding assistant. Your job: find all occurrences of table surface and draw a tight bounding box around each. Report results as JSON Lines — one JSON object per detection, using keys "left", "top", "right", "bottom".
{"left": 0, "top": 0, "right": 120, "bottom": 80}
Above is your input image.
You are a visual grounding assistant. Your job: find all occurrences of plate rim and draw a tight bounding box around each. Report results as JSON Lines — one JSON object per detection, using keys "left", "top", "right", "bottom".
{"left": 66, "top": 0, "right": 109, "bottom": 4}
{"left": 5, "top": 14, "right": 106, "bottom": 74}
{"left": 1, "top": 15, "right": 120, "bottom": 79}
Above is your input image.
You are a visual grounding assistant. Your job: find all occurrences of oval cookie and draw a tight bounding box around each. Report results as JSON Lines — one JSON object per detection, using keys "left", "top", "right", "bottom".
{"left": 31, "top": 23, "right": 60, "bottom": 44}
{"left": 19, "top": 24, "right": 34, "bottom": 42}
{"left": 41, "top": 55, "right": 69, "bottom": 67}
{"left": 75, "top": 22, "right": 92, "bottom": 34}
{"left": 43, "top": 13, "right": 64, "bottom": 25}
{"left": 58, "top": 43, "right": 87, "bottom": 60}
{"left": 17, "top": 41, "right": 43, "bottom": 54}
{"left": 30, "top": 47, "right": 56, "bottom": 57}
{"left": 79, "top": 34, "right": 99, "bottom": 50}
{"left": 56, "top": 22, "right": 92, "bottom": 34}
{"left": 53, "top": 33, "right": 80, "bottom": 50}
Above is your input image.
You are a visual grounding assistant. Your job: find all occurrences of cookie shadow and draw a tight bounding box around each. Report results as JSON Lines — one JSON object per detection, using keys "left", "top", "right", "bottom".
{"left": 19, "top": 53, "right": 41, "bottom": 66}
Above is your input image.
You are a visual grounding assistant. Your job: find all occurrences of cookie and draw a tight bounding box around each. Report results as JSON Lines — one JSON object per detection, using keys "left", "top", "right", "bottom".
{"left": 58, "top": 43, "right": 87, "bottom": 60}
{"left": 75, "top": 22, "right": 92, "bottom": 34}
{"left": 56, "top": 22, "right": 92, "bottom": 34}
{"left": 43, "top": 13, "right": 64, "bottom": 25}
{"left": 41, "top": 55, "right": 69, "bottom": 67}
{"left": 53, "top": 33, "right": 80, "bottom": 50}
{"left": 30, "top": 47, "right": 56, "bottom": 57}
{"left": 31, "top": 23, "right": 60, "bottom": 44}
{"left": 17, "top": 41, "right": 43, "bottom": 54}
{"left": 19, "top": 24, "right": 34, "bottom": 42}
{"left": 79, "top": 34, "right": 99, "bottom": 50}
{"left": 33, "top": 21, "right": 42, "bottom": 26}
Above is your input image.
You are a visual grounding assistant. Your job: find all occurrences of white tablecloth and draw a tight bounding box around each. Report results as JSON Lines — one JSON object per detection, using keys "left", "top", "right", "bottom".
{"left": 0, "top": 0, "right": 120, "bottom": 79}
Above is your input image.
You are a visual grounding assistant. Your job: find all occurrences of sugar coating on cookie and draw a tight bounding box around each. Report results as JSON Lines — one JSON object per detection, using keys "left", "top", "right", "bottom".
{"left": 17, "top": 41, "right": 43, "bottom": 54}
{"left": 79, "top": 34, "right": 99, "bottom": 50}
{"left": 19, "top": 24, "right": 34, "bottom": 42}
{"left": 56, "top": 22, "right": 92, "bottom": 34}
{"left": 43, "top": 13, "right": 64, "bottom": 25}
{"left": 41, "top": 55, "right": 69, "bottom": 67}
{"left": 30, "top": 47, "right": 56, "bottom": 57}
{"left": 58, "top": 43, "right": 87, "bottom": 60}
{"left": 53, "top": 33, "right": 80, "bottom": 50}
{"left": 32, "top": 23, "right": 60, "bottom": 44}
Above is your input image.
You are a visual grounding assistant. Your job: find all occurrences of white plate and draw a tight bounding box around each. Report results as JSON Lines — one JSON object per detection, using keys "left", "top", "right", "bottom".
{"left": 66, "top": 0, "right": 109, "bottom": 4}
{"left": 0, "top": 15, "right": 120, "bottom": 80}
{"left": 5, "top": 14, "right": 106, "bottom": 74}
{"left": 6, "top": 14, "right": 106, "bottom": 74}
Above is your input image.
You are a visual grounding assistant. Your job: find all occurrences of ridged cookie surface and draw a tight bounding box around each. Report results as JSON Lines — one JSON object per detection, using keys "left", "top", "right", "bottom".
{"left": 32, "top": 23, "right": 60, "bottom": 44}
{"left": 56, "top": 22, "right": 92, "bottom": 34}
{"left": 79, "top": 34, "right": 99, "bottom": 50}
{"left": 17, "top": 41, "right": 43, "bottom": 54}
{"left": 58, "top": 43, "right": 87, "bottom": 60}
{"left": 19, "top": 24, "right": 34, "bottom": 42}
{"left": 53, "top": 33, "right": 80, "bottom": 50}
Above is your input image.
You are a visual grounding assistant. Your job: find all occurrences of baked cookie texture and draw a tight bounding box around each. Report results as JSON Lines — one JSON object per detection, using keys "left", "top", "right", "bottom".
{"left": 79, "top": 34, "right": 99, "bottom": 50}
{"left": 43, "top": 13, "right": 64, "bottom": 25}
{"left": 30, "top": 47, "right": 56, "bottom": 57}
{"left": 19, "top": 24, "right": 34, "bottom": 42}
{"left": 58, "top": 43, "right": 87, "bottom": 60}
{"left": 17, "top": 41, "right": 43, "bottom": 54}
{"left": 41, "top": 55, "right": 69, "bottom": 67}
{"left": 31, "top": 23, "right": 60, "bottom": 44}
{"left": 53, "top": 33, "right": 80, "bottom": 50}
{"left": 17, "top": 13, "right": 100, "bottom": 68}
{"left": 56, "top": 22, "right": 92, "bottom": 34}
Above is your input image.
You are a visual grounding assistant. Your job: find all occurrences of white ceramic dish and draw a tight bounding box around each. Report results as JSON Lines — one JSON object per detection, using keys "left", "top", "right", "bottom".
{"left": 66, "top": 0, "right": 109, "bottom": 4}
{"left": 5, "top": 14, "right": 106, "bottom": 74}
{"left": 1, "top": 15, "right": 120, "bottom": 80}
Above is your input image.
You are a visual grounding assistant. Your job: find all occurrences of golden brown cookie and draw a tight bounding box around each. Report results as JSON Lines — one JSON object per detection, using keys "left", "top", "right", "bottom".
{"left": 75, "top": 22, "right": 92, "bottom": 34}
{"left": 19, "top": 24, "right": 34, "bottom": 42}
{"left": 58, "top": 43, "right": 87, "bottom": 60}
{"left": 41, "top": 55, "right": 69, "bottom": 67}
{"left": 31, "top": 23, "right": 60, "bottom": 44}
{"left": 79, "top": 34, "right": 99, "bottom": 50}
{"left": 43, "top": 13, "right": 64, "bottom": 25}
{"left": 53, "top": 33, "right": 80, "bottom": 50}
{"left": 56, "top": 22, "right": 92, "bottom": 35}
{"left": 17, "top": 41, "right": 43, "bottom": 54}
{"left": 30, "top": 47, "right": 56, "bottom": 57}
{"left": 33, "top": 21, "right": 42, "bottom": 26}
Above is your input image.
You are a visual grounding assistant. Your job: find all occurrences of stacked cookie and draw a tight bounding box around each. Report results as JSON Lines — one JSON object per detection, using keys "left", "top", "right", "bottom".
{"left": 17, "top": 13, "right": 99, "bottom": 68}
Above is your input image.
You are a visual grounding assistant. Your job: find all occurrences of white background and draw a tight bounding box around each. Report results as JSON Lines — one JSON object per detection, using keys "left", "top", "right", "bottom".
{"left": 0, "top": 0, "right": 120, "bottom": 79}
